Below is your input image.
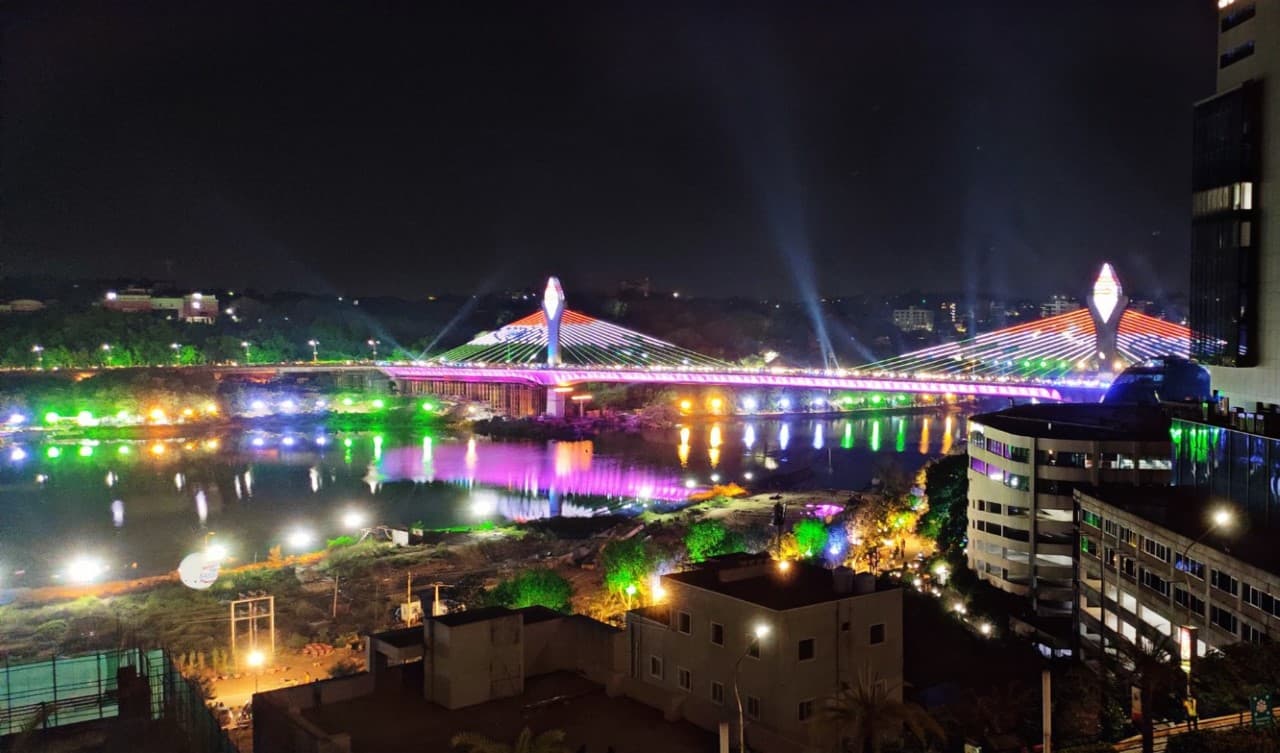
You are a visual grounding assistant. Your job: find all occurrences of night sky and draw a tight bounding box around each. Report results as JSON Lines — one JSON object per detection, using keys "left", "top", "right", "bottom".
{"left": 3, "top": 1, "right": 1216, "bottom": 300}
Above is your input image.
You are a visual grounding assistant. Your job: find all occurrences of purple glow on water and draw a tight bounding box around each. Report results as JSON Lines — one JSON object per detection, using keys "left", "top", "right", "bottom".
{"left": 378, "top": 439, "right": 691, "bottom": 503}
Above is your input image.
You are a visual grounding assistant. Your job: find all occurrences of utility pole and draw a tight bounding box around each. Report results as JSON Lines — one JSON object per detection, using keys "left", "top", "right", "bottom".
{"left": 1042, "top": 669, "right": 1052, "bottom": 753}
{"left": 332, "top": 575, "right": 339, "bottom": 618}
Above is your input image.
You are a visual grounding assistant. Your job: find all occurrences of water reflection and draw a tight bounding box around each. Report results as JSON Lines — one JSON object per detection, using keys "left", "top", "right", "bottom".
{"left": 0, "top": 410, "right": 970, "bottom": 580}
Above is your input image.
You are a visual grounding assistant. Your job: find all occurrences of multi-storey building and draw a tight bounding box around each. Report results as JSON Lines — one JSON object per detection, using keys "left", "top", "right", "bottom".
{"left": 892, "top": 306, "right": 934, "bottom": 333}
{"left": 1040, "top": 295, "right": 1081, "bottom": 318}
{"left": 1075, "top": 485, "right": 1280, "bottom": 661}
{"left": 966, "top": 404, "right": 1172, "bottom": 619}
{"left": 627, "top": 554, "right": 902, "bottom": 753}
{"left": 1189, "top": 0, "right": 1280, "bottom": 409}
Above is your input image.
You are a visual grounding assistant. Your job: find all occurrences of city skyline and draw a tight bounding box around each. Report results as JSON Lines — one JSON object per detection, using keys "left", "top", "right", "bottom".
{"left": 4, "top": 1, "right": 1216, "bottom": 299}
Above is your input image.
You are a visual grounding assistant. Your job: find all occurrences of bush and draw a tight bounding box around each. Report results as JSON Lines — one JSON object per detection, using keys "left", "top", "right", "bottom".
{"left": 326, "top": 535, "right": 357, "bottom": 549}
{"left": 488, "top": 569, "right": 574, "bottom": 612}
{"left": 33, "top": 619, "right": 69, "bottom": 645}
{"left": 684, "top": 520, "right": 746, "bottom": 563}
{"left": 601, "top": 538, "right": 655, "bottom": 597}
{"left": 1166, "top": 726, "right": 1280, "bottom": 753}
{"left": 328, "top": 658, "right": 363, "bottom": 678}
{"left": 792, "top": 518, "right": 829, "bottom": 559}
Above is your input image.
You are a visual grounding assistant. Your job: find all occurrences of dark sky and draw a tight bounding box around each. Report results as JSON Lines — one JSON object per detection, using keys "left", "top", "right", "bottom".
{"left": 3, "top": 1, "right": 1217, "bottom": 300}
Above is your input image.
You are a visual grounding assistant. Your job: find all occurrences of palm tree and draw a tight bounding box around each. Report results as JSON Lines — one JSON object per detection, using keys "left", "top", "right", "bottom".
{"left": 1114, "top": 637, "right": 1184, "bottom": 753}
{"left": 450, "top": 727, "right": 571, "bottom": 753}
{"left": 822, "top": 669, "right": 944, "bottom": 753}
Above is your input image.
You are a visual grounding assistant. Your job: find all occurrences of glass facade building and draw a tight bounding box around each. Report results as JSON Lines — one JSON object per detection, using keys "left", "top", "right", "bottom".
{"left": 1171, "top": 417, "right": 1280, "bottom": 529}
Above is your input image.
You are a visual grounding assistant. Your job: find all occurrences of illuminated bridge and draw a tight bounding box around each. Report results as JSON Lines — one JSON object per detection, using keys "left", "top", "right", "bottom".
{"left": 225, "top": 266, "right": 1190, "bottom": 416}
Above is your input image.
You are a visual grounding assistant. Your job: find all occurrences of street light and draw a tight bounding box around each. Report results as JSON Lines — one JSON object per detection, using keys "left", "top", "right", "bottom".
{"left": 307, "top": 339, "right": 319, "bottom": 363}
{"left": 170, "top": 342, "right": 181, "bottom": 365}
{"left": 31, "top": 344, "right": 43, "bottom": 369}
{"left": 367, "top": 339, "right": 380, "bottom": 360}
{"left": 100, "top": 343, "right": 112, "bottom": 366}
{"left": 342, "top": 510, "right": 366, "bottom": 530}
{"left": 240, "top": 341, "right": 251, "bottom": 364}
{"left": 1178, "top": 506, "right": 1235, "bottom": 708}
{"left": 735, "top": 623, "right": 771, "bottom": 753}
{"left": 246, "top": 649, "right": 265, "bottom": 694}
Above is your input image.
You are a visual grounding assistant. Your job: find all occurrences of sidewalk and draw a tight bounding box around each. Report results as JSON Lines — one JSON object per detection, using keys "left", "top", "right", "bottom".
{"left": 1112, "top": 708, "right": 1276, "bottom": 752}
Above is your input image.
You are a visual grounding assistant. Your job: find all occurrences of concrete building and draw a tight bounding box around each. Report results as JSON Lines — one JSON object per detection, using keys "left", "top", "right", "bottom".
{"left": 627, "top": 554, "right": 903, "bottom": 753}
{"left": 1040, "top": 295, "right": 1081, "bottom": 318}
{"left": 966, "top": 404, "right": 1172, "bottom": 619}
{"left": 1075, "top": 485, "right": 1280, "bottom": 662}
{"left": 103, "top": 289, "right": 218, "bottom": 323}
{"left": 892, "top": 305, "right": 934, "bottom": 332}
{"left": 255, "top": 604, "right": 725, "bottom": 753}
{"left": 1189, "top": 0, "right": 1280, "bottom": 409}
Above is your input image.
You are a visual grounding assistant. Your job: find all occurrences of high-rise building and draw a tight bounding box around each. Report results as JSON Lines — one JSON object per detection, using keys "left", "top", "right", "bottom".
{"left": 1189, "top": 1, "right": 1279, "bottom": 408}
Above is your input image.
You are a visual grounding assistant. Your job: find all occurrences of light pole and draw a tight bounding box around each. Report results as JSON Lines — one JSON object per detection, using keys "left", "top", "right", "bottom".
{"left": 734, "top": 623, "right": 770, "bottom": 753}
{"left": 31, "top": 344, "right": 43, "bottom": 369}
{"left": 246, "top": 649, "right": 265, "bottom": 694}
{"left": 100, "top": 343, "right": 112, "bottom": 367}
{"left": 307, "top": 339, "right": 319, "bottom": 363}
{"left": 1178, "top": 507, "right": 1234, "bottom": 706}
{"left": 240, "top": 341, "right": 251, "bottom": 364}
{"left": 170, "top": 342, "right": 181, "bottom": 365}
{"left": 367, "top": 339, "right": 380, "bottom": 361}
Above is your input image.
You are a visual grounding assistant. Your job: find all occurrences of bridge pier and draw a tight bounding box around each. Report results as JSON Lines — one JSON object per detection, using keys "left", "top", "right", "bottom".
{"left": 546, "top": 387, "right": 567, "bottom": 418}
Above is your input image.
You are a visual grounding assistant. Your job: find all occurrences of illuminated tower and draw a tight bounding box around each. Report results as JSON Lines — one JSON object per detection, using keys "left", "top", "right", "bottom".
{"left": 1086, "top": 263, "right": 1128, "bottom": 372}
{"left": 542, "top": 277, "right": 566, "bottom": 367}
{"left": 1190, "top": 2, "right": 1277, "bottom": 407}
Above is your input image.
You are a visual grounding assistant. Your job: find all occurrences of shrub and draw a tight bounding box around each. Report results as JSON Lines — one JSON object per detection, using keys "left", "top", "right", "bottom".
{"left": 792, "top": 518, "right": 829, "bottom": 559}
{"left": 600, "top": 538, "right": 655, "bottom": 598}
{"left": 488, "top": 569, "right": 573, "bottom": 612}
{"left": 328, "top": 658, "right": 363, "bottom": 678}
{"left": 684, "top": 519, "right": 746, "bottom": 563}
{"left": 326, "top": 535, "right": 356, "bottom": 549}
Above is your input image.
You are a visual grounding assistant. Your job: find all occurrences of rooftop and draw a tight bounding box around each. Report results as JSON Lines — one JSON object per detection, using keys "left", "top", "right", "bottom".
{"left": 971, "top": 403, "right": 1171, "bottom": 442}
{"left": 300, "top": 671, "right": 714, "bottom": 753}
{"left": 1077, "top": 485, "right": 1280, "bottom": 574}
{"left": 664, "top": 556, "right": 884, "bottom": 611}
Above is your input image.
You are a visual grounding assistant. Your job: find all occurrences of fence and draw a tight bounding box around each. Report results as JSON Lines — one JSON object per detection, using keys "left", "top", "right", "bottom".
{"left": 0, "top": 647, "right": 236, "bottom": 752}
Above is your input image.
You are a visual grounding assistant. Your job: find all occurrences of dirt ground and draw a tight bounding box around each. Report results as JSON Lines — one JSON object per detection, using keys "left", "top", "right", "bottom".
{"left": 209, "top": 645, "right": 363, "bottom": 710}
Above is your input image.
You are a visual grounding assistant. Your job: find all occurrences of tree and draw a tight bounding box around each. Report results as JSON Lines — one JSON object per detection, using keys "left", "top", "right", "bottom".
{"left": 792, "top": 518, "right": 830, "bottom": 559}
{"left": 822, "top": 669, "right": 945, "bottom": 753}
{"left": 684, "top": 519, "right": 745, "bottom": 563}
{"left": 600, "top": 538, "right": 655, "bottom": 598}
{"left": 451, "top": 727, "right": 570, "bottom": 753}
{"left": 1194, "top": 640, "right": 1280, "bottom": 717}
{"left": 488, "top": 569, "right": 573, "bottom": 612}
{"left": 919, "top": 454, "right": 969, "bottom": 555}
{"left": 1115, "top": 638, "right": 1185, "bottom": 753}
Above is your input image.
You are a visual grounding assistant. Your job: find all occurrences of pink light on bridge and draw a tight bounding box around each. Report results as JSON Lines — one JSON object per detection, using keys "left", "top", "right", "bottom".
{"left": 380, "top": 365, "right": 1064, "bottom": 401}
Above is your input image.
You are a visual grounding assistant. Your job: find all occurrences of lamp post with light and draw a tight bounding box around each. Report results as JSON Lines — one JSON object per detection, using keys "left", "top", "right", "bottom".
{"left": 1178, "top": 507, "right": 1234, "bottom": 709}
{"left": 734, "top": 623, "right": 770, "bottom": 753}
{"left": 247, "top": 649, "right": 265, "bottom": 694}
{"left": 170, "top": 342, "right": 182, "bottom": 365}
{"left": 367, "top": 339, "right": 380, "bottom": 361}
{"left": 307, "top": 339, "right": 319, "bottom": 363}
{"left": 31, "top": 344, "right": 43, "bottom": 369}
{"left": 240, "top": 341, "right": 251, "bottom": 364}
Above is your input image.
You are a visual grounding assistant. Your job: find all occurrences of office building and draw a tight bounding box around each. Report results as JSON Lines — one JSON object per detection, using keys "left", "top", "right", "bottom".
{"left": 1040, "top": 295, "right": 1081, "bottom": 318}
{"left": 892, "top": 306, "right": 934, "bottom": 332}
{"left": 1189, "top": 0, "right": 1280, "bottom": 408}
{"left": 1075, "top": 485, "right": 1280, "bottom": 660}
{"left": 627, "top": 554, "right": 903, "bottom": 753}
{"left": 966, "top": 404, "right": 1172, "bottom": 619}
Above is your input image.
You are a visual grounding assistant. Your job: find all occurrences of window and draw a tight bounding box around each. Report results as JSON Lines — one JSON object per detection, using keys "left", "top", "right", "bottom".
{"left": 798, "top": 638, "right": 815, "bottom": 661}
{"left": 748, "top": 636, "right": 760, "bottom": 659}
{"left": 1140, "top": 568, "right": 1171, "bottom": 597}
{"left": 1142, "top": 538, "right": 1170, "bottom": 563}
{"left": 841, "top": 621, "right": 851, "bottom": 632}
{"left": 1242, "top": 622, "right": 1265, "bottom": 644}
{"left": 1121, "top": 558, "right": 1137, "bottom": 578}
{"left": 649, "top": 655, "right": 663, "bottom": 679}
{"left": 746, "top": 696, "right": 761, "bottom": 720}
{"left": 677, "top": 667, "right": 691, "bottom": 691}
{"left": 1211, "top": 605, "right": 1238, "bottom": 633}
{"left": 1211, "top": 570, "right": 1240, "bottom": 597}
{"left": 1245, "top": 584, "right": 1277, "bottom": 617}
{"left": 677, "top": 611, "right": 691, "bottom": 635}
{"left": 1081, "top": 509, "right": 1103, "bottom": 529}
{"left": 1221, "top": 3, "right": 1256, "bottom": 32}
{"left": 710, "top": 622, "right": 724, "bottom": 646}
{"left": 1176, "top": 554, "right": 1205, "bottom": 580}
{"left": 710, "top": 681, "right": 725, "bottom": 705}
{"left": 1174, "top": 587, "right": 1206, "bottom": 617}
{"left": 798, "top": 699, "right": 816, "bottom": 722}
{"left": 1220, "top": 40, "right": 1255, "bottom": 69}
{"left": 869, "top": 623, "right": 886, "bottom": 645}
